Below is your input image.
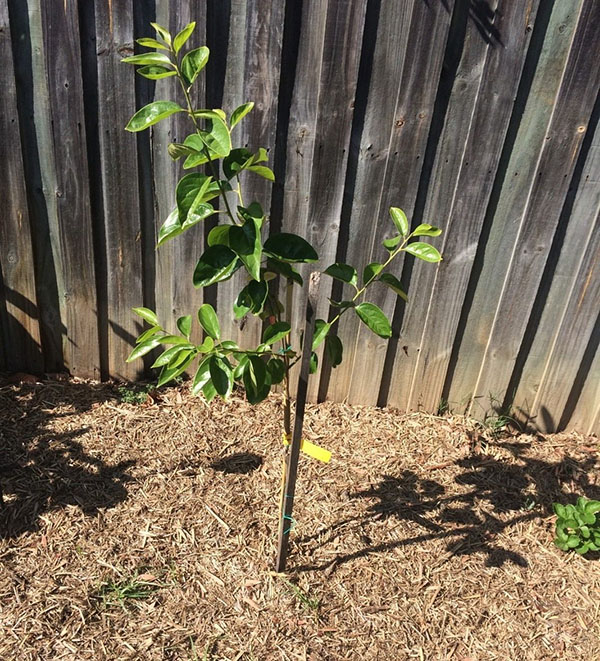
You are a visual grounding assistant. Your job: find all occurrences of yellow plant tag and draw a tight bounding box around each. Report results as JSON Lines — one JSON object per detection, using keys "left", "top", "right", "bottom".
{"left": 282, "top": 433, "right": 332, "bottom": 463}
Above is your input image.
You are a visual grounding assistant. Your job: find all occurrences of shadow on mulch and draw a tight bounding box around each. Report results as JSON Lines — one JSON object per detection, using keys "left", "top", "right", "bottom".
{"left": 0, "top": 379, "right": 134, "bottom": 539}
{"left": 296, "top": 438, "right": 600, "bottom": 572}
{"left": 210, "top": 452, "right": 263, "bottom": 474}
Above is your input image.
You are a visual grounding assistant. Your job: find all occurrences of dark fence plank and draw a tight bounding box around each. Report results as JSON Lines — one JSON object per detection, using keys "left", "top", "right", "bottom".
{"left": 458, "top": 2, "right": 600, "bottom": 419}
{"left": 94, "top": 0, "right": 143, "bottom": 379}
{"left": 0, "top": 0, "right": 42, "bottom": 373}
{"left": 39, "top": 1, "right": 100, "bottom": 378}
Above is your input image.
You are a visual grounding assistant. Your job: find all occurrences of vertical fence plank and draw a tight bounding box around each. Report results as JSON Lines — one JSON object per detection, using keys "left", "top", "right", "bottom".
{"left": 448, "top": 0, "right": 583, "bottom": 414}
{"left": 40, "top": 0, "right": 99, "bottom": 378}
{"left": 94, "top": 0, "right": 143, "bottom": 379}
{"left": 568, "top": 346, "right": 600, "bottom": 436}
{"left": 0, "top": 0, "right": 42, "bottom": 373}
{"left": 216, "top": 0, "right": 285, "bottom": 349}
{"left": 461, "top": 2, "right": 600, "bottom": 417}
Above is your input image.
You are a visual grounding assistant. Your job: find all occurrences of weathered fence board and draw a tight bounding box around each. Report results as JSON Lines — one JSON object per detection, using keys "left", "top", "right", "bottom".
{"left": 2, "top": 0, "right": 599, "bottom": 433}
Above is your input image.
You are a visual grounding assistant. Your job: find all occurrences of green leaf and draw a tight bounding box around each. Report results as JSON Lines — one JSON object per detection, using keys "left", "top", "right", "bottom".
{"left": 193, "top": 246, "right": 240, "bottom": 288}
{"left": 312, "top": 319, "right": 330, "bottom": 349}
{"left": 176, "top": 173, "right": 216, "bottom": 227}
{"left": 222, "top": 148, "right": 253, "bottom": 180}
{"left": 263, "top": 322, "right": 291, "bottom": 346}
{"left": 181, "top": 46, "right": 209, "bottom": 85}
{"left": 201, "top": 116, "right": 232, "bottom": 159}
{"left": 309, "top": 352, "right": 318, "bottom": 374}
{"left": 173, "top": 21, "right": 196, "bottom": 53}
{"left": 329, "top": 299, "right": 355, "bottom": 310}
{"left": 265, "top": 259, "right": 303, "bottom": 285}
{"left": 192, "top": 357, "right": 212, "bottom": 395}
{"left": 158, "top": 335, "right": 192, "bottom": 345}
{"left": 209, "top": 356, "right": 233, "bottom": 398}
{"left": 266, "top": 358, "right": 286, "bottom": 385}
{"left": 229, "top": 217, "right": 262, "bottom": 281}
{"left": 390, "top": 207, "right": 409, "bottom": 236}
{"left": 198, "top": 336, "right": 215, "bottom": 353}
{"left": 383, "top": 235, "right": 402, "bottom": 251}
{"left": 233, "top": 355, "right": 249, "bottom": 380}
{"left": 585, "top": 500, "right": 600, "bottom": 515}
{"left": 136, "top": 325, "right": 161, "bottom": 344}
{"left": 378, "top": 273, "right": 408, "bottom": 302}
{"left": 324, "top": 263, "right": 357, "bottom": 287}
{"left": 136, "top": 37, "right": 168, "bottom": 50}
{"left": 363, "top": 262, "right": 383, "bottom": 285}
{"left": 412, "top": 223, "right": 442, "bottom": 237}
{"left": 157, "top": 208, "right": 182, "bottom": 247}
{"left": 197, "top": 304, "right": 220, "bottom": 340}
{"left": 125, "top": 101, "right": 182, "bottom": 132}
{"left": 177, "top": 315, "right": 192, "bottom": 339}
{"left": 566, "top": 535, "right": 580, "bottom": 548}
{"left": 133, "top": 307, "right": 159, "bottom": 326}
{"left": 264, "top": 233, "right": 318, "bottom": 263}
{"left": 202, "top": 379, "right": 217, "bottom": 403}
{"left": 168, "top": 143, "right": 196, "bottom": 161}
{"left": 243, "top": 356, "right": 270, "bottom": 404}
{"left": 121, "top": 52, "right": 173, "bottom": 67}
{"left": 150, "top": 22, "right": 172, "bottom": 46}
{"left": 325, "top": 334, "right": 343, "bottom": 368}
{"left": 404, "top": 242, "right": 442, "bottom": 263}
{"left": 230, "top": 102, "right": 254, "bottom": 128}
{"left": 126, "top": 337, "right": 162, "bottom": 362}
{"left": 157, "top": 351, "right": 196, "bottom": 387}
{"left": 248, "top": 165, "right": 275, "bottom": 181}
{"left": 207, "top": 225, "right": 231, "bottom": 247}
{"left": 553, "top": 503, "right": 567, "bottom": 518}
{"left": 233, "top": 281, "right": 269, "bottom": 318}
{"left": 136, "top": 65, "right": 177, "bottom": 80}
{"left": 151, "top": 345, "right": 192, "bottom": 368}
{"left": 355, "top": 302, "right": 392, "bottom": 338}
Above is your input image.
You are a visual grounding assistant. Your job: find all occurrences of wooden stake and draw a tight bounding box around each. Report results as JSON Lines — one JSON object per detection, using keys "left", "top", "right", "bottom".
{"left": 276, "top": 271, "right": 320, "bottom": 572}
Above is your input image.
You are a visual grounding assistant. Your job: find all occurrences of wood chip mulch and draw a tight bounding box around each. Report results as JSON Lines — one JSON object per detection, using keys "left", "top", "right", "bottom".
{"left": 0, "top": 378, "right": 598, "bottom": 660}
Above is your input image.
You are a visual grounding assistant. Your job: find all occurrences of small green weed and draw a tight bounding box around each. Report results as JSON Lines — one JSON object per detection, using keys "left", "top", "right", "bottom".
{"left": 279, "top": 577, "right": 320, "bottom": 615}
{"left": 553, "top": 497, "right": 600, "bottom": 555}
{"left": 116, "top": 383, "right": 153, "bottom": 405}
{"left": 96, "top": 570, "right": 162, "bottom": 611}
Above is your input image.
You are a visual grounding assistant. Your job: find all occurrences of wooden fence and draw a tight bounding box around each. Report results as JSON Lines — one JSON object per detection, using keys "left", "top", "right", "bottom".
{"left": 1, "top": 0, "right": 599, "bottom": 434}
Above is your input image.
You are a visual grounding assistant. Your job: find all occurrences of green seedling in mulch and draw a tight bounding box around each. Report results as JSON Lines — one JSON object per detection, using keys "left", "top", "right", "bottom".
{"left": 96, "top": 570, "right": 163, "bottom": 611}
{"left": 553, "top": 497, "right": 600, "bottom": 555}
{"left": 278, "top": 576, "right": 321, "bottom": 616}
{"left": 122, "top": 21, "right": 442, "bottom": 568}
{"left": 116, "top": 383, "right": 153, "bottom": 405}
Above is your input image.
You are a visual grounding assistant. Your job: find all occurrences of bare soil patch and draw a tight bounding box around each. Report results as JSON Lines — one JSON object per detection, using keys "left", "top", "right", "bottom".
{"left": 0, "top": 379, "right": 598, "bottom": 660}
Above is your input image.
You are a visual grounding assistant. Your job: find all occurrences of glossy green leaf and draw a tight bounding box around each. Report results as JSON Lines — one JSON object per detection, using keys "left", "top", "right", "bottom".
{"left": 265, "top": 259, "right": 303, "bottom": 285}
{"left": 197, "top": 303, "right": 220, "bottom": 340}
{"left": 233, "top": 355, "right": 249, "bottom": 380}
{"left": 324, "top": 263, "right": 357, "bottom": 287}
{"left": 176, "top": 173, "right": 216, "bottom": 227}
{"left": 404, "top": 242, "right": 442, "bottom": 263}
{"left": 168, "top": 143, "right": 196, "bottom": 161}
{"left": 158, "top": 335, "right": 192, "bottom": 345}
{"left": 312, "top": 319, "right": 330, "bottom": 349}
{"left": 209, "top": 355, "right": 233, "bottom": 398}
{"left": 125, "top": 101, "right": 182, "bottom": 132}
{"left": 207, "top": 225, "right": 231, "bottom": 247}
{"left": 266, "top": 358, "right": 286, "bottom": 385}
{"left": 173, "top": 21, "right": 195, "bottom": 53}
{"left": 152, "top": 344, "right": 192, "bottom": 368}
{"left": 136, "top": 65, "right": 177, "bottom": 80}
{"left": 355, "top": 302, "right": 392, "bottom": 338}
{"left": 150, "top": 22, "right": 172, "bottom": 45}
{"left": 328, "top": 299, "right": 355, "bottom": 310}
{"left": 136, "top": 37, "right": 168, "bottom": 50}
{"left": 157, "top": 351, "right": 196, "bottom": 387}
{"left": 378, "top": 273, "right": 408, "bottom": 302}
{"left": 126, "top": 336, "right": 162, "bottom": 362}
{"left": 325, "top": 334, "right": 343, "bottom": 368}
{"left": 243, "top": 355, "right": 270, "bottom": 404}
{"left": 197, "top": 336, "right": 214, "bottom": 353}
{"left": 412, "top": 223, "right": 442, "bottom": 237}
{"left": 223, "top": 148, "right": 253, "bottom": 180}
{"left": 383, "top": 235, "right": 402, "bottom": 251}
{"left": 233, "top": 281, "right": 269, "bottom": 318}
{"left": 363, "top": 262, "right": 383, "bottom": 285}
{"left": 157, "top": 208, "right": 182, "bottom": 247}
{"left": 181, "top": 46, "right": 209, "bottom": 85}
{"left": 229, "top": 217, "right": 262, "bottom": 281}
{"left": 263, "top": 322, "right": 291, "bottom": 346}
{"left": 390, "top": 207, "right": 409, "bottom": 236}
{"left": 230, "top": 102, "right": 254, "bottom": 128}
{"left": 136, "top": 325, "right": 161, "bottom": 344}
{"left": 248, "top": 165, "right": 275, "bottom": 181}
{"left": 192, "top": 357, "right": 212, "bottom": 395}
{"left": 309, "top": 352, "right": 318, "bottom": 374}
{"left": 193, "top": 245, "right": 239, "bottom": 288}
{"left": 177, "top": 315, "right": 192, "bottom": 338}
{"left": 264, "top": 233, "right": 318, "bottom": 263}
{"left": 201, "top": 116, "right": 231, "bottom": 159}
{"left": 121, "top": 52, "right": 173, "bottom": 67}
{"left": 133, "top": 306, "right": 159, "bottom": 326}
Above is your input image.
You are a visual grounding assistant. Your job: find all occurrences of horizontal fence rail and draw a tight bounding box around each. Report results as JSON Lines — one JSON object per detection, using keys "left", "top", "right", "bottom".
{"left": 0, "top": 0, "right": 598, "bottom": 434}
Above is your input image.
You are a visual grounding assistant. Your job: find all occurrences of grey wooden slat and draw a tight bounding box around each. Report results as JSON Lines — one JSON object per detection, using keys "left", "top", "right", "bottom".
{"left": 0, "top": 0, "right": 42, "bottom": 373}
{"left": 448, "top": 0, "right": 583, "bottom": 414}
{"left": 327, "top": 0, "right": 454, "bottom": 405}
{"left": 568, "top": 346, "right": 600, "bottom": 436}
{"left": 513, "top": 103, "right": 600, "bottom": 429}
{"left": 152, "top": 2, "right": 207, "bottom": 352}
{"left": 216, "top": 0, "right": 285, "bottom": 349}
{"left": 40, "top": 0, "right": 100, "bottom": 378}
{"left": 278, "top": 0, "right": 367, "bottom": 401}
{"left": 463, "top": 2, "right": 600, "bottom": 417}
{"left": 386, "top": 0, "right": 507, "bottom": 410}
{"left": 94, "top": 0, "right": 143, "bottom": 380}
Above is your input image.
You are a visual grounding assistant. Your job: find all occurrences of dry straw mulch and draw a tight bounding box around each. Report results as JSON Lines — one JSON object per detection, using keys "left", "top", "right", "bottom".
{"left": 0, "top": 378, "right": 598, "bottom": 660}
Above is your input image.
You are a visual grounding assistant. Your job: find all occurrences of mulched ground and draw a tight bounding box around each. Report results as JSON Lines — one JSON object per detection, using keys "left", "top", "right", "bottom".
{"left": 0, "top": 377, "right": 598, "bottom": 660}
